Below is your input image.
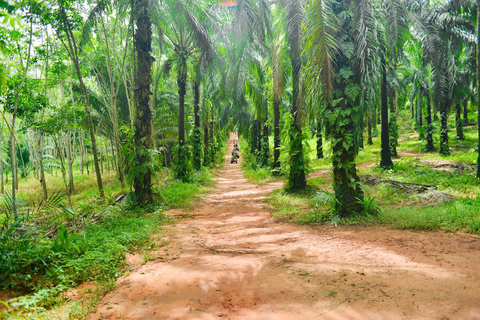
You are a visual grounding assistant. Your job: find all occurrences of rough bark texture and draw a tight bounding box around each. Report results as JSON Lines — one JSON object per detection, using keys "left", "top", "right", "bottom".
{"left": 380, "top": 55, "right": 393, "bottom": 168}
{"left": 439, "top": 102, "right": 450, "bottom": 156}
{"left": 316, "top": 118, "right": 323, "bottom": 159}
{"left": 273, "top": 98, "right": 281, "bottom": 170}
{"left": 133, "top": 0, "right": 154, "bottom": 204}
{"left": 193, "top": 82, "right": 202, "bottom": 170}
{"left": 327, "top": 0, "right": 363, "bottom": 215}
{"left": 285, "top": 0, "right": 306, "bottom": 191}
{"left": 426, "top": 94, "right": 435, "bottom": 152}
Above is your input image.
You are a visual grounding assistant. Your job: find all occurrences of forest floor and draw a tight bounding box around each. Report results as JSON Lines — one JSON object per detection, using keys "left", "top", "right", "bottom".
{"left": 88, "top": 134, "right": 480, "bottom": 320}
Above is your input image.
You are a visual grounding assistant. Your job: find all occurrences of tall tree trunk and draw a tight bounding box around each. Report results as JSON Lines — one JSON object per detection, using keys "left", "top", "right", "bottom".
{"left": 176, "top": 60, "right": 188, "bottom": 179}
{"left": 204, "top": 115, "right": 209, "bottom": 166}
{"left": 316, "top": 118, "right": 324, "bottom": 159}
{"left": 380, "top": 54, "right": 393, "bottom": 168}
{"left": 192, "top": 81, "right": 202, "bottom": 170}
{"left": 133, "top": 0, "right": 154, "bottom": 203}
{"left": 58, "top": 1, "right": 104, "bottom": 198}
{"left": 426, "top": 94, "right": 435, "bottom": 152}
{"left": 456, "top": 102, "right": 464, "bottom": 140}
{"left": 285, "top": 0, "right": 306, "bottom": 191}
{"left": 439, "top": 102, "right": 450, "bottom": 156}
{"left": 261, "top": 96, "right": 269, "bottom": 168}
{"left": 273, "top": 98, "right": 281, "bottom": 170}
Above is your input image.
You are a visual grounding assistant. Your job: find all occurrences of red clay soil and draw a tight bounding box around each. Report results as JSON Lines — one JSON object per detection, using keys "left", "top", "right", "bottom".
{"left": 89, "top": 134, "right": 480, "bottom": 320}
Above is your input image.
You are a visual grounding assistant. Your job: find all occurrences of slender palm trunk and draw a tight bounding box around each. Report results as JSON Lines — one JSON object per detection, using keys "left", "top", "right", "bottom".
{"left": 426, "top": 94, "right": 435, "bottom": 152}
{"left": 380, "top": 55, "right": 393, "bottom": 168}
{"left": 287, "top": 47, "right": 306, "bottom": 190}
{"left": 133, "top": 0, "right": 154, "bottom": 203}
{"left": 439, "top": 102, "right": 450, "bottom": 156}
{"left": 316, "top": 118, "right": 323, "bottom": 159}
{"left": 273, "top": 98, "right": 281, "bottom": 171}
{"left": 193, "top": 81, "right": 202, "bottom": 170}
{"left": 456, "top": 102, "right": 464, "bottom": 140}
{"left": 176, "top": 61, "right": 187, "bottom": 179}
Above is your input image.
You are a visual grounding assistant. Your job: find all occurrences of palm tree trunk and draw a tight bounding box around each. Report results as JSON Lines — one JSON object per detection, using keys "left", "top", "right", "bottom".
{"left": 133, "top": 0, "right": 154, "bottom": 203}
{"left": 426, "top": 94, "right": 435, "bottom": 152}
{"left": 380, "top": 55, "right": 393, "bottom": 168}
{"left": 176, "top": 61, "right": 188, "bottom": 179}
{"left": 273, "top": 98, "right": 281, "bottom": 170}
{"left": 456, "top": 102, "right": 464, "bottom": 140}
{"left": 316, "top": 118, "right": 324, "bottom": 159}
{"left": 439, "top": 102, "right": 450, "bottom": 156}
{"left": 193, "top": 81, "right": 202, "bottom": 170}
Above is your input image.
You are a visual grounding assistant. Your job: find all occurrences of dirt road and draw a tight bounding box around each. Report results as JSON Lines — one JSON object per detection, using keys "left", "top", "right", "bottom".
{"left": 90, "top": 135, "right": 480, "bottom": 320}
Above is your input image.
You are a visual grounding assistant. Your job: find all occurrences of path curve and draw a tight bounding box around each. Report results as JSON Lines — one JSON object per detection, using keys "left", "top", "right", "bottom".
{"left": 90, "top": 135, "right": 480, "bottom": 320}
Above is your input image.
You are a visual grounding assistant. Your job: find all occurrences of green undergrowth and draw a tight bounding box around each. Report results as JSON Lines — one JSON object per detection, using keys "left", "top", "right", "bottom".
{"left": 240, "top": 141, "right": 282, "bottom": 184}
{"left": 266, "top": 159, "right": 480, "bottom": 234}
{"left": 0, "top": 201, "right": 172, "bottom": 319}
{"left": 361, "top": 157, "right": 480, "bottom": 198}
{"left": 160, "top": 168, "right": 214, "bottom": 208}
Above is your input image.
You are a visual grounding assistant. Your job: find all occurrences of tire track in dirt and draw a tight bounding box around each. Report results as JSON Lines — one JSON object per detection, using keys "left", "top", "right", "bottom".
{"left": 90, "top": 134, "right": 480, "bottom": 320}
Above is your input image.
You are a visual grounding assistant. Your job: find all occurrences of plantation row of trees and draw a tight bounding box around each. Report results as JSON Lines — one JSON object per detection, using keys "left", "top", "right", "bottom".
{"left": 0, "top": 0, "right": 478, "bottom": 215}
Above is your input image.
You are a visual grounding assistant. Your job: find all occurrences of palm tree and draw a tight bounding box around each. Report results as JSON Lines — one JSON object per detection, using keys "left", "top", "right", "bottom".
{"left": 132, "top": 0, "right": 155, "bottom": 203}
{"left": 282, "top": 0, "right": 307, "bottom": 191}
{"left": 305, "top": 0, "right": 365, "bottom": 215}
{"left": 154, "top": 0, "right": 216, "bottom": 180}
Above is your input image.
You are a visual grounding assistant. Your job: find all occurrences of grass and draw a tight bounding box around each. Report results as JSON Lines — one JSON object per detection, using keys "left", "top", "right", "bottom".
{"left": 380, "top": 198, "right": 480, "bottom": 233}
{"left": 0, "top": 204, "right": 173, "bottom": 319}
{"left": 0, "top": 146, "right": 223, "bottom": 319}
{"left": 265, "top": 109, "right": 480, "bottom": 234}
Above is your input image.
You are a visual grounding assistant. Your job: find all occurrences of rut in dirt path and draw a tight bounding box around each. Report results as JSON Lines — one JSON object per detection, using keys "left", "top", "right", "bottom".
{"left": 90, "top": 136, "right": 480, "bottom": 320}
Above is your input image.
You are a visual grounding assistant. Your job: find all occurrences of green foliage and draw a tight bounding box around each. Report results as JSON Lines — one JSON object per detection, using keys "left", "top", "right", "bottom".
{"left": 381, "top": 198, "right": 480, "bottom": 233}
{"left": 0, "top": 195, "right": 171, "bottom": 314}
{"left": 282, "top": 113, "right": 310, "bottom": 191}
{"left": 121, "top": 125, "right": 162, "bottom": 189}
{"left": 190, "top": 126, "right": 203, "bottom": 171}
{"left": 388, "top": 112, "right": 398, "bottom": 157}
{"left": 173, "top": 144, "right": 193, "bottom": 182}
{"left": 160, "top": 168, "right": 212, "bottom": 208}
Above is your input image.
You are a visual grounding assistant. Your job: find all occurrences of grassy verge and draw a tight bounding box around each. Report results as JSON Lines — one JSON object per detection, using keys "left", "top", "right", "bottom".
{"left": 159, "top": 167, "right": 214, "bottom": 208}
{"left": 239, "top": 140, "right": 282, "bottom": 184}
{"left": 0, "top": 203, "right": 172, "bottom": 319}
